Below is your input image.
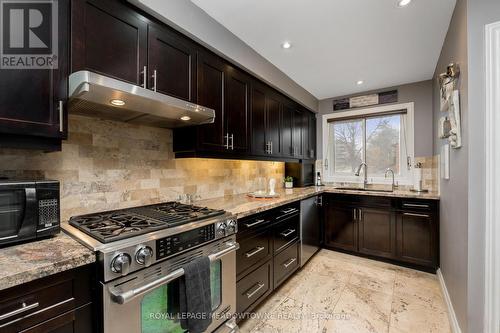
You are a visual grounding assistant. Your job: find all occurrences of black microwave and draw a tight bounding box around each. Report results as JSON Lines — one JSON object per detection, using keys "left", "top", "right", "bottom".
{"left": 0, "top": 180, "right": 60, "bottom": 247}
{"left": 285, "top": 161, "right": 315, "bottom": 187}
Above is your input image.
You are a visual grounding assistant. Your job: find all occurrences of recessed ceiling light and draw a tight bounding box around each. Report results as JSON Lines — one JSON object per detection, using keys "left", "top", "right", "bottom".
{"left": 356, "top": 80, "right": 364, "bottom": 85}
{"left": 110, "top": 99, "right": 125, "bottom": 106}
{"left": 282, "top": 41, "right": 292, "bottom": 49}
{"left": 397, "top": 0, "right": 412, "bottom": 7}
{"left": 180, "top": 116, "right": 191, "bottom": 121}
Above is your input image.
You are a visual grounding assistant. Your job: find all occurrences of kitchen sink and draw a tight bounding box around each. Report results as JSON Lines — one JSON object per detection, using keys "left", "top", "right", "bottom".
{"left": 333, "top": 187, "right": 394, "bottom": 193}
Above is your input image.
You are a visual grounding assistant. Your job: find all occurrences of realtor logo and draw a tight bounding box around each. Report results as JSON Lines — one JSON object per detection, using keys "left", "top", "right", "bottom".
{"left": 0, "top": 0, "right": 58, "bottom": 69}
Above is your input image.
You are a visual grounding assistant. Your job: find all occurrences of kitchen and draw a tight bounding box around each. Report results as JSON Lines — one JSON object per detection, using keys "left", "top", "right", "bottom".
{"left": 0, "top": 0, "right": 498, "bottom": 333}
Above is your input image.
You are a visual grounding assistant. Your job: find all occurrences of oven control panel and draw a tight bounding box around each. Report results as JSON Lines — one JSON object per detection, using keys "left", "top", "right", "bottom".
{"left": 156, "top": 224, "right": 215, "bottom": 260}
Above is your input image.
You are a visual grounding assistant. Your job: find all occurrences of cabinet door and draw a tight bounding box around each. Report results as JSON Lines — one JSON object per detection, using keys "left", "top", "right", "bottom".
{"left": 292, "top": 109, "right": 303, "bottom": 158}
{"left": 251, "top": 83, "right": 267, "bottom": 156}
{"left": 397, "top": 212, "right": 436, "bottom": 268}
{"left": 305, "top": 112, "right": 316, "bottom": 160}
{"left": 266, "top": 93, "right": 282, "bottom": 157}
{"left": 72, "top": 0, "right": 147, "bottom": 86}
{"left": 225, "top": 67, "right": 250, "bottom": 153}
{"left": 148, "top": 24, "right": 197, "bottom": 101}
{"left": 196, "top": 51, "right": 225, "bottom": 151}
{"left": 358, "top": 208, "right": 396, "bottom": 259}
{"left": 324, "top": 198, "right": 358, "bottom": 252}
{"left": 281, "top": 104, "right": 294, "bottom": 157}
{"left": 0, "top": 0, "right": 68, "bottom": 139}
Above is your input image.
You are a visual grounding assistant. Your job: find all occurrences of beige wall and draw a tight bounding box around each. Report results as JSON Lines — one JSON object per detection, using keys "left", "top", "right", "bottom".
{"left": 0, "top": 115, "right": 284, "bottom": 221}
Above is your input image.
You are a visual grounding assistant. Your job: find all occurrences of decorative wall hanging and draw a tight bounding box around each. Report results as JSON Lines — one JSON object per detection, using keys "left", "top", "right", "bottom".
{"left": 439, "top": 63, "right": 462, "bottom": 148}
{"left": 333, "top": 90, "right": 398, "bottom": 111}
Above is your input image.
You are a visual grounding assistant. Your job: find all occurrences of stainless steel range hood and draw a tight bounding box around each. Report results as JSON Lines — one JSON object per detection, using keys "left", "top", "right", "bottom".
{"left": 68, "top": 71, "right": 215, "bottom": 128}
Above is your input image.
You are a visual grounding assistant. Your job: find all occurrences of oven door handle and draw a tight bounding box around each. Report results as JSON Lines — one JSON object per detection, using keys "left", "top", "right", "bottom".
{"left": 109, "top": 242, "right": 239, "bottom": 305}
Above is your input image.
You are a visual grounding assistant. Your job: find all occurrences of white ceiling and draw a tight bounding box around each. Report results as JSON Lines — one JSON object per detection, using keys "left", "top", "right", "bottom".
{"left": 190, "top": 0, "right": 456, "bottom": 100}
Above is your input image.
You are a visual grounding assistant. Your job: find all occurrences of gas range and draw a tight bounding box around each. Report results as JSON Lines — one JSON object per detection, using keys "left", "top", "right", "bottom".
{"left": 63, "top": 201, "right": 237, "bottom": 282}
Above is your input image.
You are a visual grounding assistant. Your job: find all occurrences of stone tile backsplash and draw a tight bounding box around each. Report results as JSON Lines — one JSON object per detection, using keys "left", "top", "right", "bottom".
{"left": 0, "top": 115, "right": 284, "bottom": 221}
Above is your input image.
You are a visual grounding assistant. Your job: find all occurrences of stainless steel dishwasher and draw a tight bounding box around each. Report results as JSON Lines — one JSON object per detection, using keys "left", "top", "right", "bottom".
{"left": 300, "top": 196, "right": 322, "bottom": 266}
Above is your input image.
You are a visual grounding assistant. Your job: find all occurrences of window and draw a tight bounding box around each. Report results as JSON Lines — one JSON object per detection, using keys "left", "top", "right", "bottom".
{"left": 323, "top": 103, "right": 415, "bottom": 184}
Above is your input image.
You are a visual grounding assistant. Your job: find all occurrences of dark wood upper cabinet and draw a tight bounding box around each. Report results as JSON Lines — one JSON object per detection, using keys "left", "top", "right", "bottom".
{"left": 303, "top": 111, "right": 316, "bottom": 160}
{"left": 358, "top": 207, "right": 396, "bottom": 259}
{"left": 266, "top": 93, "right": 282, "bottom": 157}
{"left": 292, "top": 109, "right": 303, "bottom": 158}
{"left": 225, "top": 66, "right": 250, "bottom": 153}
{"left": 0, "top": 0, "right": 68, "bottom": 146}
{"left": 196, "top": 51, "right": 226, "bottom": 152}
{"left": 250, "top": 83, "right": 267, "bottom": 156}
{"left": 71, "top": 0, "right": 148, "bottom": 86}
{"left": 251, "top": 83, "right": 282, "bottom": 157}
{"left": 147, "top": 24, "right": 197, "bottom": 102}
{"left": 281, "top": 103, "right": 293, "bottom": 158}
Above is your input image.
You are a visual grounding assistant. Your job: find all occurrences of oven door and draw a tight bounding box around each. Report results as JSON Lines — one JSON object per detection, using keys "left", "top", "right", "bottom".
{"left": 102, "top": 236, "right": 238, "bottom": 333}
{"left": 0, "top": 183, "right": 37, "bottom": 245}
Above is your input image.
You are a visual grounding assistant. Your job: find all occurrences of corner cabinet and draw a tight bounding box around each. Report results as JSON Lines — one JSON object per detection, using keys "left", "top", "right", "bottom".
{"left": 0, "top": 0, "right": 69, "bottom": 151}
{"left": 323, "top": 194, "right": 439, "bottom": 272}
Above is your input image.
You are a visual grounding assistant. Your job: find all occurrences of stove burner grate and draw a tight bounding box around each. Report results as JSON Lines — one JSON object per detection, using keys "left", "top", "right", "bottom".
{"left": 69, "top": 201, "right": 225, "bottom": 243}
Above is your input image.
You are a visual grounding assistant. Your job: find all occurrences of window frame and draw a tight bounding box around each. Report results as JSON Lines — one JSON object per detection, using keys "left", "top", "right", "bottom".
{"left": 322, "top": 102, "right": 415, "bottom": 185}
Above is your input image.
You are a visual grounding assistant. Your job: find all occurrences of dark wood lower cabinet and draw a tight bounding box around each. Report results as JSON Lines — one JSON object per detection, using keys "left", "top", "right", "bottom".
{"left": 324, "top": 198, "right": 358, "bottom": 252}
{"left": 323, "top": 194, "right": 439, "bottom": 272}
{"left": 236, "top": 203, "right": 300, "bottom": 318}
{"left": 273, "top": 241, "right": 300, "bottom": 288}
{"left": 236, "top": 260, "right": 273, "bottom": 315}
{"left": 397, "top": 211, "right": 437, "bottom": 268}
{"left": 19, "top": 304, "right": 93, "bottom": 333}
{"left": 0, "top": 264, "right": 95, "bottom": 333}
{"left": 358, "top": 207, "right": 396, "bottom": 259}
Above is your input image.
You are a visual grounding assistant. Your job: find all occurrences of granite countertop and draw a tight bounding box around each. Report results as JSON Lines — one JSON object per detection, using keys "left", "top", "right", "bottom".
{"left": 0, "top": 233, "right": 95, "bottom": 291}
{"left": 198, "top": 186, "right": 439, "bottom": 219}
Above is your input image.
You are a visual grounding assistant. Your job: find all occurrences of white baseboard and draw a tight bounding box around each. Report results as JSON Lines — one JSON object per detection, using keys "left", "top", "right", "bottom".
{"left": 437, "top": 269, "right": 462, "bottom": 333}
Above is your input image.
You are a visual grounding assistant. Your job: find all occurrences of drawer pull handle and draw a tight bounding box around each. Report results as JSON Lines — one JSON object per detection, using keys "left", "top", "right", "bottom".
{"left": 244, "top": 219, "right": 267, "bottom": 228}
{"left": 280, "top": 229, "right": 296, "bottom": 237}
{"left": 245, "top": 246, "right": 265, "bottom": 258}
{"left": 403, "top": 203, "right": 430, "bottom": 208}
{"left": 0, "top": 302, "right": 39, "bottom": 321}
{"left": 281, "top": 208, "right": 297, "bottom": 214}
{"left": 283, "top": 258, "right": 297, "bottom": 268}
{"left": 403, "top": 212, "right": 430, "bottom": 218}
{"left": 246, "top": 283, "right": 265, "bottom": 299}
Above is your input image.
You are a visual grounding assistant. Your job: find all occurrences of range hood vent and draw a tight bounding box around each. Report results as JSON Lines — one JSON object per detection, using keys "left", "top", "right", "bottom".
{"left": 68, "top": 71, "right": 215, "bottom": 128}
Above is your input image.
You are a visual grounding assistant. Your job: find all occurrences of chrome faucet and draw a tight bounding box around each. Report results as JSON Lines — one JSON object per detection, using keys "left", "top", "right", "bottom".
{"left": 385, "top": 168, "right": 396, "bottom": 192}
{"left": 354, "top": 163, "right": 368, "bottom": 189}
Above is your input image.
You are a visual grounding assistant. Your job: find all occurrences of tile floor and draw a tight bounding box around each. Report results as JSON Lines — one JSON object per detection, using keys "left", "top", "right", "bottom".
{"left": 239, "top": 250, "right": 451, "bottom": 333}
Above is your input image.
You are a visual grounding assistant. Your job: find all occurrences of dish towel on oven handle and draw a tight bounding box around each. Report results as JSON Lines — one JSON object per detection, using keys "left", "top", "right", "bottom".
{"left": 179, "top": 256, "right": 212, "bottom": 333}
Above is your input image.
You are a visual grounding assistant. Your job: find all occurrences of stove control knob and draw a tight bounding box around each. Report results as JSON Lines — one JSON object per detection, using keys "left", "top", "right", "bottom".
{"left": 135, "top": 246, "right": 153, "bottom": 267}
{"left": 227, "top": 220, "right": 237, "bottom": 234}
{"left": 111, "top": 253, "right": 131, "bottom": 276}
{"left": 217, "top": 222, "right": 227, "bottom": 236}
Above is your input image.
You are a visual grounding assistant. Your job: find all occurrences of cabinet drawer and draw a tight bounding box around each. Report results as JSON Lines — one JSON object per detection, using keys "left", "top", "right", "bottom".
{"left": 236, "top": 261, "right": 273, "bottom": 314}
{"left": 0, "top": 265, "right": 92, "bottom": 333}
{"left": 273, "top": 215, "right": 299, "bottom": 254}
{"left": 237, "top": 213, "right": 273, "bottom": 235}
{"left": 274, "top": 242, "right": 300, "bottom": 288}
{"left": 237, "top": 229, "right": 272, "bottom": 278}
{"left": 398, "top": 199, "right": 436, "bottom": 212}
